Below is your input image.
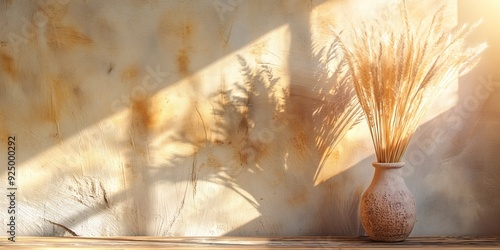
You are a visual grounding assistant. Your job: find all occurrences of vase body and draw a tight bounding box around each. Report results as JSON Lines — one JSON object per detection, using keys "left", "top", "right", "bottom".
{"left": 360, "top": 162, "right": 416, "bottom": 242}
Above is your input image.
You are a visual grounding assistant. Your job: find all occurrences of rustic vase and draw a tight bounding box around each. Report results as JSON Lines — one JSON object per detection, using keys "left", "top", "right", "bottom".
{"left": 360, "top": 162, "right": 416, "bottom": 242}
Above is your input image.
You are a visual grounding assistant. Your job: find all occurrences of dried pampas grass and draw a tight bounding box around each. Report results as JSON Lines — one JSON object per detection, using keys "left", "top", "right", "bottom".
{"left": 337, "top": 1, "right": 487, "bottom": 163}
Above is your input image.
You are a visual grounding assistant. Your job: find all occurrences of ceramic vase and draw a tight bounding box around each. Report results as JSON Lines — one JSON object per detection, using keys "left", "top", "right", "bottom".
{"left": 360, "top": 162, "right": 416, "bottom": 242}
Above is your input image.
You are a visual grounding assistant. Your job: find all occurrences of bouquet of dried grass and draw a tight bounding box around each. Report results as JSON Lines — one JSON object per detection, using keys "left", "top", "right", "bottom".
{"left": 337, "top": 2, "right": 487, "bottom": 163}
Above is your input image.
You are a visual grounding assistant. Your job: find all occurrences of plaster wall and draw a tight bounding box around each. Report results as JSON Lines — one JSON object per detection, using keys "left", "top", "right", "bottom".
{"left": 0, "top": 0, "right": 498, "bottom": 236}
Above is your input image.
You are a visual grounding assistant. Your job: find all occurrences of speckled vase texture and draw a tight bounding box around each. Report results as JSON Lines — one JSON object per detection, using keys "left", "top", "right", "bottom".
{"left": 360, "top": 162, "right": 416, "bottom": 242}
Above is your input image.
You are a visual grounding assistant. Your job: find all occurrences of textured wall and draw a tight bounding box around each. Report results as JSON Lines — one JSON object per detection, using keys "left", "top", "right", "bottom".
{"left": 0, "top": 0, "right": 498, "bottom": 236}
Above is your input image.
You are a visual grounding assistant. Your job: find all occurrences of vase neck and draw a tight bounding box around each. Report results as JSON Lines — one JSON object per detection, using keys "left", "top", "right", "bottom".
{"left": 371, "top": 162, "right": 405, "bottom": 182}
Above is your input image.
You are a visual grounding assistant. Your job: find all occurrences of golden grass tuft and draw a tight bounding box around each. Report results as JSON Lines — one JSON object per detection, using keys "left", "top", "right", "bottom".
{"left": 336, "top": 1, "right": 487, "bottom": 163}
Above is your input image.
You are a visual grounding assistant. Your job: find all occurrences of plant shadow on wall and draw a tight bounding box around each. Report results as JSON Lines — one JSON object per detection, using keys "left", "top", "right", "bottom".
{"left": 5, "top": 0, "right": 369, "bottom": 236}
{"left": 160, "top": 54, "right": 294, "bottom": 235}
{"left": 18, "top": 35, "right": 366, "bottom": 237}
{"left": 155, "top": 39, "right": 364, "bottom": 235}
{"left": 306, "top": 42, "right": 366, "bottom": 236}
{"left": 0, "top": 0, "right": 333, "bottom": 236}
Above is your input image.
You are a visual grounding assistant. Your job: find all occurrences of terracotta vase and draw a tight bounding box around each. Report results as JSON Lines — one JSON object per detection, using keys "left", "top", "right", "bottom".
{"left": 360, "top": 162, "right": 416, "bottom": 242}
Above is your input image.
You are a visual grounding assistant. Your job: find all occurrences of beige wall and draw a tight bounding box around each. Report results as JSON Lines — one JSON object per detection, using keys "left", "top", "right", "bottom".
{"left": 0, "top": 0, "right": 498, "bottom": 236}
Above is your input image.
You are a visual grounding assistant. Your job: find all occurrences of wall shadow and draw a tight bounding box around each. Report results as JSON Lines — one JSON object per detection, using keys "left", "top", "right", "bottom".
{"left": 2, "top": 0, "right": 335, "bottom": 236}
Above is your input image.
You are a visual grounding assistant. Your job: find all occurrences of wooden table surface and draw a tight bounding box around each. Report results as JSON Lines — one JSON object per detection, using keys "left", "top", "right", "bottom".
{"left": 0, "top": 236, "right": 499, "bottom": 249}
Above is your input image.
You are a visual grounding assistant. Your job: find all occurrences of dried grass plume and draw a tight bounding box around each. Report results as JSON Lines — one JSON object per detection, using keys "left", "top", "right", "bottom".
{"left": 336, "top": 1, "right": 487, "bottom": 163}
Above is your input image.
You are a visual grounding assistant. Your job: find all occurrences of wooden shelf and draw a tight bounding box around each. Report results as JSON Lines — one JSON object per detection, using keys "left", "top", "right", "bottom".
{"left": 1, "top": 236, "right": 499, "bottom": 249}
